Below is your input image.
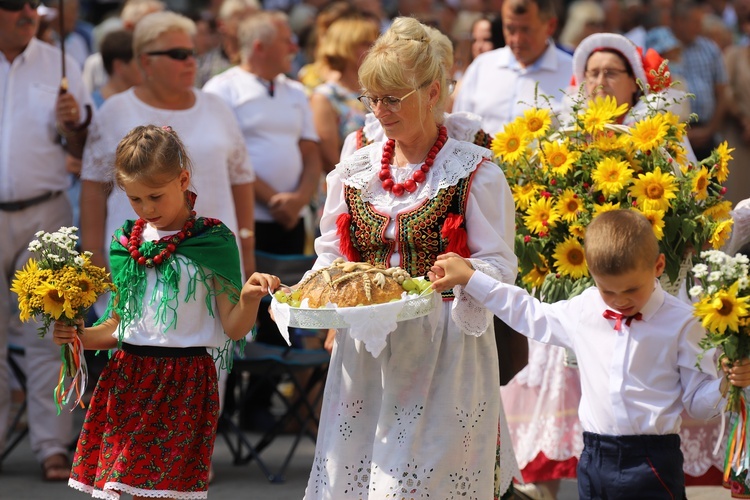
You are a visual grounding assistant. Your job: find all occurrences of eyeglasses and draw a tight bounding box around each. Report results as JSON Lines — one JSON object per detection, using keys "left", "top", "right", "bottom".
{"left": 584, "top": 68, "right": 629, "bottom": 81}
{"left": 358, "top": 88, "right": 418, "bottom": 113}
{"left": 145, "top": 48, "right": 197, "bottom": 61}
{"left": 0, "top": 0, "right": 41, "bottom": 11}
{"left": 447, "top": 79, "right": 457, "bottom": 95}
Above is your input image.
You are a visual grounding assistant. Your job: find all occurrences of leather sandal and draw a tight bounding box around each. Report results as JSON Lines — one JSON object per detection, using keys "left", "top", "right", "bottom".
{"left": 41, "top": 453, "right": 71, "bottom": 482}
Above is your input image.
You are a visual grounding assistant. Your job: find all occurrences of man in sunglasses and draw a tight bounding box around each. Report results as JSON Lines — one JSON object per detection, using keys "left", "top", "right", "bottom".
{"left": 0, "top": 0, "right": 92, "bottom": 482}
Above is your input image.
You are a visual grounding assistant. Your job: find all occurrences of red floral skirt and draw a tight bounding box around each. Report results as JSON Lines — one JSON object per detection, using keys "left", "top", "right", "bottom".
{"left": 68, "top": 347, "right": 219, "bottom": 499}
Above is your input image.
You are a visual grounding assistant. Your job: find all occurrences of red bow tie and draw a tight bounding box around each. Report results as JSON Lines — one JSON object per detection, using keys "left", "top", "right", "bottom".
{"left": 603, "top": 310, "right": 643, "bottom": 331}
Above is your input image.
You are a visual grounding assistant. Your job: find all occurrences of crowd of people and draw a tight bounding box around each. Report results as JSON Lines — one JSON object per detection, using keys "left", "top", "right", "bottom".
{"left": 3, "top": 0, "right": 750, "bottom": 499}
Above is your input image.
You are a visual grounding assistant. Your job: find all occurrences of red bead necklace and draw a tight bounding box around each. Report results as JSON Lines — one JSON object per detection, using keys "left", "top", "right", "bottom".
{"left": 128, "top": 211, "right": 196, "bottom": 267}
{"left": 378, "top": 125, "right": 448, "bottom": 196}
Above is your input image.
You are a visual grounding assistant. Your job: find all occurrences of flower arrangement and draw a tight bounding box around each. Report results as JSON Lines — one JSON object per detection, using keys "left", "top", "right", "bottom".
{"left": 11, "top": 227, "right": 114, "bottom": 411}
{"left": 492, "top": 94, "right": 734, "bottom": 303}
{"left": 689, "top": 249, "right": 750, "bottom": 492}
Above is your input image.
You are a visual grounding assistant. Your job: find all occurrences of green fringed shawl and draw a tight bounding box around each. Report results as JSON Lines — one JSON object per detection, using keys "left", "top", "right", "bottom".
{"left": 98, "top": 217, "right": 245, "bottom": 371}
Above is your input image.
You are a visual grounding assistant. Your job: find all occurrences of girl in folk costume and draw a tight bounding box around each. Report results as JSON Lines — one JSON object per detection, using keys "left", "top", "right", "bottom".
{"left": 52, "top": 125, "right": 279, "bottom": 500}
{"left": 304, "top": 17, "right": 519, "bottom": 499}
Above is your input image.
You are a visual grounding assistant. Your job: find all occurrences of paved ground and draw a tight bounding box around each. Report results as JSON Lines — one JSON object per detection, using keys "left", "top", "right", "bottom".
{"left": 0, "top": 410, "right": 736, "bottom": 499}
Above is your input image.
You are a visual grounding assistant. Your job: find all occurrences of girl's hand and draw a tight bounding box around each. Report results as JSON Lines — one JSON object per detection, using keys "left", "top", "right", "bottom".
{"left": 243, "top": 273, "right": 281, "bottom": 300}
{"left": 52, "top": 319, "right": 83, "bottom": 346}
{"left": 724, "top": 357, "right": 750, "bottom": 388}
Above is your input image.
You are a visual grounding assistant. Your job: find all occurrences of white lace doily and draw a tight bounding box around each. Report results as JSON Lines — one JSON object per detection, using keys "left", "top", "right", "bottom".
{"left": 271, "top": 292, "right": 441, "bottom": 357}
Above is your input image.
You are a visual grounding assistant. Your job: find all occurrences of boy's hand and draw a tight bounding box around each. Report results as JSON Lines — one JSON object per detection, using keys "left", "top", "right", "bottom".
{"left": 52, "top": 319, "right": 83, "bottom": 346}
{"left": 429, "top": 253, "right": 475, "bottom": 293}
{"left": 243, "top": 273, "right": 281, "bottom": 300}
{"left": 723, "top": 357, "right": 750, "bottom": 388}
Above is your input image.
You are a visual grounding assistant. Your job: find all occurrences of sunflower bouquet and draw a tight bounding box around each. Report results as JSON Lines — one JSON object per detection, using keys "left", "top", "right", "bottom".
{"left": 492, "top": 95, "right": 733, "bottom": 303}
{"left": 689, "top": 249, "right": 750, "bottom": 490}
{"left": 11, "top": 226, "right": 114, "bottom": 411}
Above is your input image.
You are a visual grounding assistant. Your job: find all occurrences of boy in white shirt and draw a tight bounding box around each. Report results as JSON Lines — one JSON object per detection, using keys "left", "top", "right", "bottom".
{"left": 430, "top": 209, "right": 750, "bottom": 499}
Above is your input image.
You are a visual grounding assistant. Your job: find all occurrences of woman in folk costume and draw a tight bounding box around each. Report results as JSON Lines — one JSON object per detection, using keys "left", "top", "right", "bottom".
{"left": 503, "top": 32, "right": 706, "bottom": 499}
{"left": 52, "top": 125, "right": 279, "bottom": 500}
{"left": 304, "top": 17, "right": 520, "bottom": 499}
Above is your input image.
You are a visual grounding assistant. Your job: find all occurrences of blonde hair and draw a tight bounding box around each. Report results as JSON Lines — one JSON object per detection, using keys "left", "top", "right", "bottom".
{"left": 114, "top": 125, "right": 193, "bottom": 189}
{"left": 584, "top": 210, "right": 659, "bottom": 276}
{"left": 133, "top": 11, "right": 196, "bottom": 57}
{"left": 318, "top": 17, "right": 379, "bottom": 73}
{"left": 218, "top": 0, "right": 259, "bottom": 22}
{"left": 358, "top": 17, "right": 447, "bottom": 121}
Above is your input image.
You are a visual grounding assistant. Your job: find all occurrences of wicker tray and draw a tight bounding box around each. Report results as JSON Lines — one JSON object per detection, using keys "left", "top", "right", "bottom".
{"left": 272, "top": 291, "right": 437, "bottom": 330}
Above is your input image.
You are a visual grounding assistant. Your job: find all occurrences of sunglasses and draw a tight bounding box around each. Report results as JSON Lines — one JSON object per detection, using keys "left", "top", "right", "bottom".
{"left": 145, "top": 48, "right": 197, "bottom": 61}
{"left": 0, "top": 0, "right": 41, "bottom": 11}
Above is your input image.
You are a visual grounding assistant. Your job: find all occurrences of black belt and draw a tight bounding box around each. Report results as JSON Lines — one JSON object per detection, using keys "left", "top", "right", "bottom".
{"left": 0, "top": 191, "right": 62, "bottom": 212}
{"left": 122, "top": 342, "right": 209, "bottom": 358}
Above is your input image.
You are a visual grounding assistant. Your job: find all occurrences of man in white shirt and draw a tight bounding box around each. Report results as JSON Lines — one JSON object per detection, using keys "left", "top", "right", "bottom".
{"left": 203, "top": 10, "right": 321, "bottom": 429}
{"left": 0, "top": 0, "right": 91, "bottom": 480}
{"left": 453, "top": 0, "right": 572, "bottom": 135}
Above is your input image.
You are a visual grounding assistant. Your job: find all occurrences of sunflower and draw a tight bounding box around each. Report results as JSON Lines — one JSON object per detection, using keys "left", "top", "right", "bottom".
{"left": 75, "top": 273, "right": 99, "bottom": 306}
{"left": 592, "top": 131, "right": 629, "bottom": 152}
{"left": 521, "top": 258, "right": 549, "bottom": 289}
{"left": 662, "top": 111, "right": 686, "bottom": 140}
{"left": 556, "top": 189, "right": 585, "bottom": 222}
{"left": 581, "top": 96, "right": 629, "bottom": 134}
{"left": 629, "top": 167, "right": 678, "bottom": 211}
{"left": 710, "top": 219, "right": 734, "bottom": 249}
{"left": 520, "top": 108, "right": 552, "bottom": 139}
{"left": 703, "top": 200, "right": 733, "bottom": 221}
{"left": 635, "top": 208, "right": 666, "bottom": 240}
{"left": 569, "top": 223, "right": 586, "bottom": 239}
{"left": 592, "top": 157, "right": 633, "bottom": 198}
{"left": 593, "top": 201, "right": 621, "bottom": 217}
{"left": 34, "top": 282, "right": 73, "bottom": 320}
{"left": 713, "top": 141, "right": 734, "bottom": 183}
{"left": 524, "top": 197, "right": 560, "bottom": 235}
{"left": 512, "top": 183, "right": 540, "bottom": 210}
{"left": 629, "top": 114, "right": 668, "bottom": 152}
{"left": 541, "top": 140, "right": 579, "bottom": 175}
{"left": 691, "top": 166, "right": 710, "bottom": 201}
{"left": 552, "top": 237, "right": 588, "bottom": 279}
{"left": 694, "top": 281, "right": 750, "bottom": 334}
{"left": 492, "top": 121, "right": 529, "bottom": 164}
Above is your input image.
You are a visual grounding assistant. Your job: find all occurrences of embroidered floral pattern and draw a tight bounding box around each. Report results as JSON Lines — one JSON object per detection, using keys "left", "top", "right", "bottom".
{"left": 449, "top": 467, "right": 481, "bottom": 499}
{"left": 385, "top": 460, "right": 433, "bottom": 499}
{"left": 338, "top": 399, "right": 364, "bottom": 440}
{"left": 396, "top": 405, "right": 424, "bottom": 445}
{"left": 344, "top": 456, "right": 372, "bottom": 497}
{"left": 457, "top": 402, "right": 487, "bottom": 451}
{"left": 310, "top": 454, "right": 330, "bottom": 495}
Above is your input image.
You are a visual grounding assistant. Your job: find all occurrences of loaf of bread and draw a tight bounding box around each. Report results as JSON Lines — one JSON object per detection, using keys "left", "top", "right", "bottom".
{"left": 296, "top": 258, "right": 411, "bottom": 308}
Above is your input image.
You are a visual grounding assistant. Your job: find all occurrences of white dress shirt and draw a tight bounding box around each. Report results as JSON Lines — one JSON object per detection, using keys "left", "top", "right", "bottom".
{"left": 0, "top": 38, "right": 91, "bottom": 202}
{"left": 453, "top": 42, "right": 573, "bottom": 135}
{"left": 465, "top": 272, "right": 725, "bottom": 436}
{"left": 204, "top": 68, "right": 319, "bottom": 223}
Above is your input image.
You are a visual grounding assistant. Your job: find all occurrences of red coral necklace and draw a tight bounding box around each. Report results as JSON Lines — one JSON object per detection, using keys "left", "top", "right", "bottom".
{"left": 128, "top": 211, "right": 196, "bottom": 267}
{"left": 379, "top": 125, "right": 448, "bottom": 196}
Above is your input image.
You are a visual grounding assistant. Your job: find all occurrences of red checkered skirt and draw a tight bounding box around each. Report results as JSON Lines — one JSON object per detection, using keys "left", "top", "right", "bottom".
{"left": 68, "top": 347, "right": 219, "bottom": 499}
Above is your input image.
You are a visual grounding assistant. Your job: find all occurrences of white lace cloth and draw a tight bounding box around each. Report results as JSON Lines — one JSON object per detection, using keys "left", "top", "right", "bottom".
{"left": 272, "top": 292, "right": 442, "bottom": 357}
{"left": 69, "top": 478, "right": 207, "bottom": 499}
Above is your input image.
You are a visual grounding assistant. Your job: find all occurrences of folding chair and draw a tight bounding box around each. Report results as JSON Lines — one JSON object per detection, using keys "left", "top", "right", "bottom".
{"left": 218, "top": 251, "right": 330, "bottom": 483}
{"left": 2, "top": 344, "right": 28, "bottom": 463}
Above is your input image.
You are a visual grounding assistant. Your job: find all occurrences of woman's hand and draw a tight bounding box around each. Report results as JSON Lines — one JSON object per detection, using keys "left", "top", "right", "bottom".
{"left": 428, "top": 252, "right": 475, "bottom": 292}
{"left": 52, "top": 319, "right": 84, "bottom": 346}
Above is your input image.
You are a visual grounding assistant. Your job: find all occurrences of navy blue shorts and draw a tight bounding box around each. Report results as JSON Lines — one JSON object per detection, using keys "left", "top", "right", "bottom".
{"left": 577, "top": 432, "right": 686, "bottom": 500}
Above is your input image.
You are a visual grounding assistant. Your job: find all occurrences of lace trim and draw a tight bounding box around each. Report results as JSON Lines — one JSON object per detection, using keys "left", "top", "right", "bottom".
{"left": 69, "top": 478, "right": 208, "bottom": 499}
{"left": 451, "top": 258, "right": 504, "bottom": 336}
{"left": 444, "top": 111, "right": 483, "bottom": 143}
{"left": 337, "top": 138, "right": 491, "bottom": 206}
